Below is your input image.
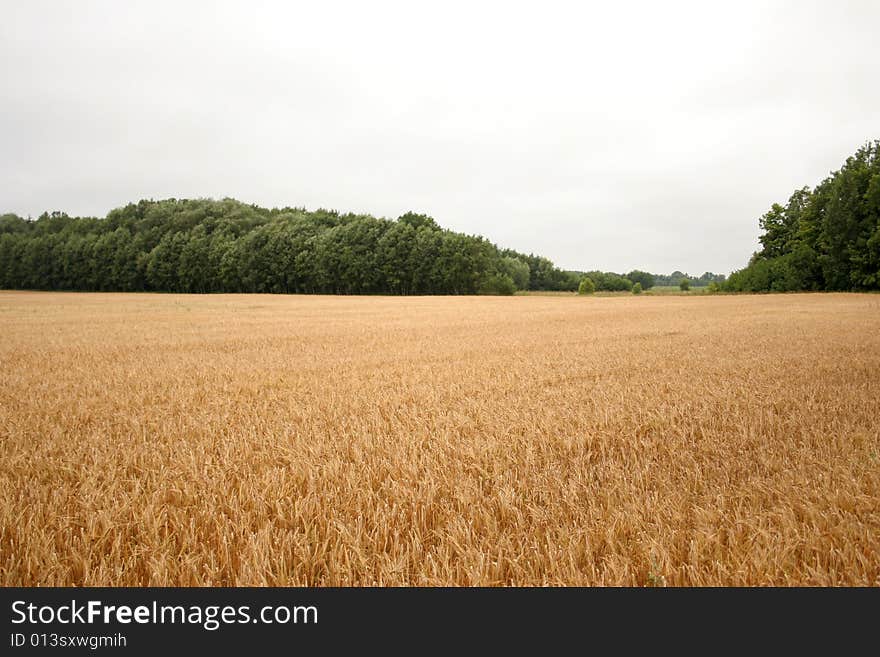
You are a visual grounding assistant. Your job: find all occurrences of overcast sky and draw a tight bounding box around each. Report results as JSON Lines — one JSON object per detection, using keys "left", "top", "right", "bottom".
{"left": 2, "top": 1, "right": 878, "bottom": 274}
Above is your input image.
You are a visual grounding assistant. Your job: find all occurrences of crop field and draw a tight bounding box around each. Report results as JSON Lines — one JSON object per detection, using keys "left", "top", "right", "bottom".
{"left": 1, "top": 291, "right": 879, "bottom": 586}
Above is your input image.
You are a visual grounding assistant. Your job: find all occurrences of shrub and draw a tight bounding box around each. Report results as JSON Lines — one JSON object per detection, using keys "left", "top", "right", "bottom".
{"left": 632, "top": 282, "right": 642, "bottom": 294}
{"left": 707, "top": 281, "right": 720, "bottom": 294}
{"left": 578, "top": 277, "right": 596, "bottom": 295}
{"left": 679, "top": 278, "right": 690, "bottom": 292}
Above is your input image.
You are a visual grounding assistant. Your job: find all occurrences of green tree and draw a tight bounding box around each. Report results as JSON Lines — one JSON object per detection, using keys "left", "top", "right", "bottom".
{"left": 578, "top": 277, "right": 595, "bottom": 295}
{"left": 679, "top": 278, "right": 690, "bottom": 292}
{"left": 146, "top": 231, "right": 187, "bottom": 291}
{"left": 757, "top": 203, "right": 791, "bottom": 259}
{"left": 397, "top": 211, "right": 438, "bottom": 231}
{"left": 728, "top": 139, "right": 879, "bottom": 292}
{"left": 581, "top": 271, "right": 632, "bottom": 291}
{"left": 631, "top": 281, "right": 642, "bottom": 294}
{"left": 479, "top": 273, "right": 516, "bottom": 295}
{"left": 499, "top": 256, "right": 531, "bottom": 290}
{"left": 627, "top": 270, "right": 654, "bottom": 290}
{"left": 0, "top": 197, "right": 599, "bottom": 295}
{"left": 0, "top": 213, "right": 29, "bottom": 235}
{"left": 377, "top": 221, "right": 416, "bottom": 294}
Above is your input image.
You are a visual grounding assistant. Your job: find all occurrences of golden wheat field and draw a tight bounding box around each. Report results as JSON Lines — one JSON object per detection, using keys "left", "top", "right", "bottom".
{"left": 1, "top": 291, "right": 879, "bottom": 586}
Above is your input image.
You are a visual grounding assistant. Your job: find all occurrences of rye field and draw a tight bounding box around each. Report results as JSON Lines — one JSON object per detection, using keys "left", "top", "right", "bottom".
{"left": 1, "top": 291, "right": 878, "bottom": 586}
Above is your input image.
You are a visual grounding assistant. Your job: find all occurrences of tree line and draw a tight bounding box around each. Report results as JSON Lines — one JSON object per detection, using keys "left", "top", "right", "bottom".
{"left": 0, "top": 198, "right": 590, "bottom": 295}
{"left": 565, "top": 270, "right": 726, "bottom": 292}
{"left": 725, "top": 140, "right": 880, "bottom": 292}
{"left": 653, "top": 271, "right": 726, "bottom": 287}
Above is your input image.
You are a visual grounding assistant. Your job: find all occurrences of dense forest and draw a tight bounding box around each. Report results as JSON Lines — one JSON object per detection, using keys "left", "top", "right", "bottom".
{"left": 725, "top": 140, "right": 880, "bottom": 292}
{"left": 0, "top": 199, "right": 586, "bottom": 295}
{"left": 0, "top": 198, "right": 714, "bottom": 296}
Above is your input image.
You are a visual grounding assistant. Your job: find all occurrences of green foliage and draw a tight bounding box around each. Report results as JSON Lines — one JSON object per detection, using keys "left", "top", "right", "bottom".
{"left": 631, "top": 282, "right": 642, "bottom": 294}
{"left": 505, "top": 253, "right": 578, "bottom": 291}
{"left": 679, "top": 278, "right": 690, "bottom": 291}
{"left": 0, "top": 213, "right": 29, "bottom": 234}
{"left": 728, "top": 140, "right": 880, "bottom": 292}
{"left": 653, "top": 271, "right": 725, "bottom": 287}
{"left": 0, "top": 198, "right": 577, "bottom": 295}
{"left": 724, "top": 249, "right": 819, "bottom": 293}
{"left": 626, "top": 270, "right": 654, "bottom": 289}
{"left": 592, "top": 269, "right": 726, "bottom": 292}
{"left": 578, "top": 277, "right": 595, "bottom": 295}
{"left": 397, "top": 211, "right": 438, "bottom": 232}
{"left": 575, "top": 270, "right": 633, "bottom": 291}
{"left": 498, "top": 256, "right": 531, "bottom": 290}
{"left": 479, "top": 273, "right": 516, "bottom": 296}
{"left": 707, "top": 281, "right": 720, "bottom": 294}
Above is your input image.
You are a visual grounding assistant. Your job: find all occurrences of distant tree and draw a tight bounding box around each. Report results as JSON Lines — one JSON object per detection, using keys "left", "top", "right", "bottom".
{"left": 679, "top": 278, "right": 690, "bottom": 292}
{"left": 669, "top": 270, "right": 687, "bottom": 286}
{"left": 627, "top": 270, "right": 654, "bottom": 290}
{"left": 631, "top": 282, "right": 642, "bottom": 294}
{"left": 578, "top": 277, "right": 595, "bottom": 295}
{"left": 707, "top": 281, "right": 720, "bottom": 294}
{"left": 580, "top": 271, "right": 633, "bottom": 291}
{"left": 696, "top": 272, "right": 727, "bottom": 286}
{"left": 653, "top": 270, "right": 725, "bottom": 287}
